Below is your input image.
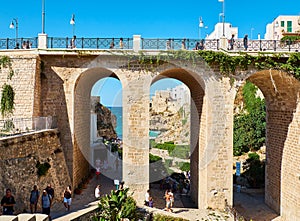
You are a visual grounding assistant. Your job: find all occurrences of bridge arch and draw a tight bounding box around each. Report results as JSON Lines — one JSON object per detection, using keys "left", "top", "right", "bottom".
{"left": 235, "top": 69, "right": 300, "bottom": 219}
{"left": 73, "top": 66, "right": 121, "bottom": 187}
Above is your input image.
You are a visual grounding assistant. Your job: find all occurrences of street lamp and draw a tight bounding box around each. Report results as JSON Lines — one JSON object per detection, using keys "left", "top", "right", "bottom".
{"left": 218, "top": 0, "right": 225, "bottom": 37}
{"left": 199, "top": 17, "right": 204, "bottom": 39}
{"left": 250, "top": 28, "right": 254, "bottom": 40}
{"left": 42, "top": 0, "right": 45, "bottom": 34}
{"left": 9, "top": 18, "right": 18, "bottom": 46}
{"left": 70, "top": 14, "right": 75, "bottom": 36}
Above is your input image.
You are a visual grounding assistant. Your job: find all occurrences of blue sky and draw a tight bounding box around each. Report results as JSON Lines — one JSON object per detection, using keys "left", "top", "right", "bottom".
{"left": 1, "top": 0, "right": 299, "bottom": 106}
{"left": 91, "top": 78, "right": 182, "bottom": 107}
{"left": 0, "top": 0, "right": 299, "bottom": 39}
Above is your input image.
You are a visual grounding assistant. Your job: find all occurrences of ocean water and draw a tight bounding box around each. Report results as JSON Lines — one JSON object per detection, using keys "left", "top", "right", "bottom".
{"left": 108, "top": 106, "right": 123, "bottom": 139}
{"left": 108, "top": 106, "right": 160, "bottom": 140}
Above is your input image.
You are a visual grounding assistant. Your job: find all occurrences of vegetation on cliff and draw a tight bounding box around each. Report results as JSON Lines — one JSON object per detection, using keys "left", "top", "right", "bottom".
{"left": 233, "top": 81, "right": 266, "bottom": 156}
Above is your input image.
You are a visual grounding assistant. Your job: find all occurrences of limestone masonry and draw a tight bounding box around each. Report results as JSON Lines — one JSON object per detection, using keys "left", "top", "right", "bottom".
{"left": 0, "top": 50, "right": 299, "bottom": 220}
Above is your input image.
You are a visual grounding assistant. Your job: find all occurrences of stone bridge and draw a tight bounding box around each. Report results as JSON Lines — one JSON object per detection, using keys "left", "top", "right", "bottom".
{"left": 0, "top": 49, "right": 299, "bottom": 220}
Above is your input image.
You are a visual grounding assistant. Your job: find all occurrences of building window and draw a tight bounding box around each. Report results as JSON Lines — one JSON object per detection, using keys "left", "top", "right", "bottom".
{"left": 287, "top": 21, "right": 292, "bottom": 32}
{"left": 281, "top": 21, "right": 285, "bottom": 27}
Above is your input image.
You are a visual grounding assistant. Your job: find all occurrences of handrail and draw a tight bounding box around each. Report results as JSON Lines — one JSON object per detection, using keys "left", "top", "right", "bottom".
{"left": 0, "top": 116, "right": 57, "bottom": 138}
{"left": 0, "top": 37, "right": 299, "bottom": 52}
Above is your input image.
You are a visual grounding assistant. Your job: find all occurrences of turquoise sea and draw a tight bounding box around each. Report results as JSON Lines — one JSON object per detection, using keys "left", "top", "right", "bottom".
{"left": 108, "top": 106, "right": 123, "bottom": 139}
{"left": 108, "top": 106, "right": 160, "bottom": 140}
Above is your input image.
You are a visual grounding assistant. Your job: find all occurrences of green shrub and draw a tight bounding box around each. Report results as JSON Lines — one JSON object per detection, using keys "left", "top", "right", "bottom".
{"left": 169, "top": 145, "right": 190, "bottom": 159}
{"left": 36, "top": 161, "right": 51, "bottom": 177}
{"left": 93, "top": 188, "right": 137, "bottom": 221}
{"left": 153, "top": 214, "right": 189, "bottom": 221}
{"left": 179, "top": 162, "right": 190, "bottom": 172}
{"left": 164, "top": 159, "right": 172, "bottom": 167}
{"left": 154, "top": 141, "right": 176, "bottom": 154}
{"left": 149, "top": 153, "right": 162, "bottom": 163}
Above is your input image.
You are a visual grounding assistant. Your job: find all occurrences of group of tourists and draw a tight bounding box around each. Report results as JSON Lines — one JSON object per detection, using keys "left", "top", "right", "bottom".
{"left": 1, "top": 183, "right": 73, "bottom": 220}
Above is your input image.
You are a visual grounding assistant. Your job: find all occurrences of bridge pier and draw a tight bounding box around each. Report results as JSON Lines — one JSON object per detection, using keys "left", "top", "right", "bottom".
{"left": 122, "top": 71, "right": 151, "bottom": 204}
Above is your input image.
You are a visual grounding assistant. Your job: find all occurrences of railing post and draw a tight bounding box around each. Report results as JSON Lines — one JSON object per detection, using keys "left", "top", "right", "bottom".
{"left": 38, "top": 33, "right": 48, "bottom": 49}
{"left": 219, "top": 36, "right": 227, "bottom": 50}
{"left": 259, "top": 40, "right": 262, "bottom": 51}
{"left": 82, "top": 37, "right": 84, "bottom": 49}
{"left": 66, "top": 37, "right": 69, "bottom": 48}
{"left": 133, "top": 35, "right": 141, "bottom": 52}
{"left": 217, "top": 39, "right": 219, "bottom": 50}
{"left": 274, "top": 40, "right": 276, "bottom": 51}
{"left": 96, "top": 38, "right": 99, "bottom": 49}
{"left": 6, "top": 38, "right": 9, "bottom": 49}
{"left": 288, "top": 40, "right": 291, "bottom": 51}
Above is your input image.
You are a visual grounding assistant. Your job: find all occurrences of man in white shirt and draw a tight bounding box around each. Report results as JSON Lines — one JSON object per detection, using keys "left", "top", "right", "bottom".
{"left": 145, "top": 189, "right": 150, "bottom": 206}
{"left": 95, "top": 185, "right": 101, "bottom": 199}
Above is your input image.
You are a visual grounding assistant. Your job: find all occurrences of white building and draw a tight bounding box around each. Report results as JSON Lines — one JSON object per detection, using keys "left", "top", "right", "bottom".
{"left": 206, "top": 22, "right": 238, "bottom": 40}
{"left": 264, "top": 15, "right": 300, "bottom": 40}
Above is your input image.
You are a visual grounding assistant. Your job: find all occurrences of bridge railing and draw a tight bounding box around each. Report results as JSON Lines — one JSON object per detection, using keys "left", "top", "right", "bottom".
{"left": 141, "top": 38, "right": 220, "bottom": 50}
{"left": 47, "top": 37, "right": 133, "bottom": 49}
{"left": 0, "top": 116, "right": 57, "bottom": 138}
{"left": 0, "top": 37, "right": 38, "bottom": 49}
{"left": 0, "top": 36, "right": 299, "bottom": 52}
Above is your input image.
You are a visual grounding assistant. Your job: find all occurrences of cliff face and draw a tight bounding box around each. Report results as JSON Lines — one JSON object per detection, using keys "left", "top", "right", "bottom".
{"left": 150, "top": 107, "right": 190, "bottom": 145}
{"left": 94, "top": 102, "right": 117, "bottom": 140}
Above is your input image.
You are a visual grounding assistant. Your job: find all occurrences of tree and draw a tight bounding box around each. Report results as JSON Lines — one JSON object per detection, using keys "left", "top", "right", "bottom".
{"left": 233, "top": 81, "right": 266, "bottom": 156}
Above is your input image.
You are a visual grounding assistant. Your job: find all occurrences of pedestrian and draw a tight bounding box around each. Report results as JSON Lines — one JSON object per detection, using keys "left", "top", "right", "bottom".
{"left": 148, "top": 196, "right": 153, "bottom": 208}
{"left": 41, "top": 189, "right": 52, "bottom": 219}
{"left": 109, "top": 39, "right": 115, "bottom": 49}
{"left": 243, "top": 34, "right": 248, "bottom": 51}
{"left": 22, "top": 41, "right": 26, "bottom": 49}
{"left": 168, "top": 189, "right": 174, "bottom": 209}
{"left": 181, "top": 39, "right": 186, "bottom": 50}
{"left": 119, "top": 38, "right": 124, "bottom": 49}
{"left": 70, "top": 35, "right": 76, "bottom": 49}
{"left": 229, "top": 34, "right": 235, "bottom": 50}
{"left": 193, "top": 42, "right": 199, "bottom": 50}
{"left": 63, "top": 185, "right": 72, "bottom": 211}
{"left": 119, "top": 181, "right": 124, "bottom": 190}
{"left": 26, "top": 40, "right": 30, "bottom": 49}
{"left": 166, "top": 39, "right": 171, "bottom": 50}
{"left": 164, "top": 189, "right": 171, "bottom": 212}
{"left": 29, "top": 185, "right": 40, "bottom": 214}
{"left": 14, "top": 43, "right": 20, "bottom": 49}
{"left": 45, "top": 184, "right": 54, "bottom": 201}
{"left": 144, "top": 189, "right": 150, "bottom": 206}
{"left": 95, "top": 185, "right": 101, "bottom": 199}
{"left": 1, "top": 188, "right": 16, "bottom": 215}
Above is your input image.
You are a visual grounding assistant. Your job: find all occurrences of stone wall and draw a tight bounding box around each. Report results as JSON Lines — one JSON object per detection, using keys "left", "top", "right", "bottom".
{"left": 0, "top": 129, "right": 71, "bottom": 214}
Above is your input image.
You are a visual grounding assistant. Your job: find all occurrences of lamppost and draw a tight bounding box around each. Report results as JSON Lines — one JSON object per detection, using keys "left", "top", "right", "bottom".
{"left": 199, "top": 17, "right": 204, "bottom": 39}
{"left": 9, "top": 18, "right": 18, "bottom": 46}
{"left": 70, "top": 14, "right": 75, "bottom": 36}
{"left": 250, "top": 28, "right": 254, "bottom": 40}
{"left": 218, "top": 0, "right": 225, "bottom": 37}
{"left": 42, "top": 0, "right": 45, "bottom": 34}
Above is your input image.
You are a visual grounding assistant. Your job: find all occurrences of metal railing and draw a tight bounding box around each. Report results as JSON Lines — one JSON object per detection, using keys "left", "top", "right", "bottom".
{"left": 47, "top": 37, "right": 133, "bottom": 49}
{"left": 0, "top": 36, "right": 299, "bottom": 52}
{"left": 0, "top": 37, "right": 38, "bottom": 50}
{"left": 141, "top": 38, "right": 220, "bottom": 50}
{"left": 0, "top": 116, "right": 57, "bottom": 138}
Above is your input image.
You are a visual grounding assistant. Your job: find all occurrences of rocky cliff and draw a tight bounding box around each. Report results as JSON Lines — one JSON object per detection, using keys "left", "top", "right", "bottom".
{"left": 94, "top": 102, "right": 117, "bottom": 140}
{"left": 150, "top": 107, "right": 190, "bottom": 145}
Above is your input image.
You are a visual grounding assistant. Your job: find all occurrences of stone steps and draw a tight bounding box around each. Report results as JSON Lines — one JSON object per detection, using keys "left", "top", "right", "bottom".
{"left": 0, "top": 214, "right": 49, "bottom": 221}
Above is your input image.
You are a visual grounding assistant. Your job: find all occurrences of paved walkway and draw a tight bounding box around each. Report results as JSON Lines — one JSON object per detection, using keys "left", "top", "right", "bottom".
{"left": 50, "top": 174, "right": 280, "bottom": 221}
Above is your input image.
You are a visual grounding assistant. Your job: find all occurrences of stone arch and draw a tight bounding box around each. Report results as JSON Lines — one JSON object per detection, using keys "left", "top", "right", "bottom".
{"left": 149, "top": 59, "right": 233, "bottom": 209}
{"left": 73, "top": 67, "right": 121, "bottom": 187}
{"left": 239, "top": 69, "right": 300, "bottom": 219}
